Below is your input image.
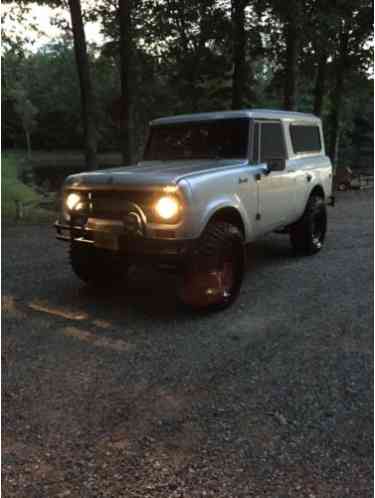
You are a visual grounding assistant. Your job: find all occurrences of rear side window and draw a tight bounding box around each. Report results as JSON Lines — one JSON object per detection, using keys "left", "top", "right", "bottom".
{"left": 290, "top": 124, "right": 321, "bottom": 154}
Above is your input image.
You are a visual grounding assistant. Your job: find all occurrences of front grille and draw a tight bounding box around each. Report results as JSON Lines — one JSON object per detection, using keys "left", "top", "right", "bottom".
{"left": 88, "top": 190, "right": 155, "bottom": 220}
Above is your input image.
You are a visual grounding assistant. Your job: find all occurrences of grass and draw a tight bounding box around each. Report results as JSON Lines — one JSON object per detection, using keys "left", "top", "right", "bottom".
{"left": 2, "top": 148, "right": 125, "bottom": 223}
{"left": 2, "top": 152, "right": 56, "bottom": 223}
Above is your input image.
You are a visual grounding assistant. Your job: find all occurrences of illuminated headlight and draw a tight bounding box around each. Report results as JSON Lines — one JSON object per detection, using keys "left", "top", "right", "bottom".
{"left": 66, "top": 193, "right": 82, "bottom": 211}
{"left": 154, "top": 195, "right": 181, "bottom": 221}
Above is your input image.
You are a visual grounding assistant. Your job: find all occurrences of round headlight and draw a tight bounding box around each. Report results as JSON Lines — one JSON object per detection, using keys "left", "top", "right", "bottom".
{"left": 66, "top": 193, "right": 81, "bottom": 211}
{"left": 154, "top": 196, "right": 180, "bottom": 221}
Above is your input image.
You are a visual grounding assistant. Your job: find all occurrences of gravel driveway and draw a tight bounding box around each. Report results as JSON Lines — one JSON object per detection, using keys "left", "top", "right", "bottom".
{"left": 3, "top": 190, "right": 373, "bottom": 497}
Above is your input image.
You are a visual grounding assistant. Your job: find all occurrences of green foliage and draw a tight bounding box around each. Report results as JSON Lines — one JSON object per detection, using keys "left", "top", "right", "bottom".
{"left": 2, "top": 153, "right": 41, "bottom": 218}
{"left": 10, "top": 83, "right": 38, "bottom": 156}
{"left": 3, "top": 43, "right": 82, "bottom": 150}
{"left": 2, "top": 0, "right": 373, "bottom": 167}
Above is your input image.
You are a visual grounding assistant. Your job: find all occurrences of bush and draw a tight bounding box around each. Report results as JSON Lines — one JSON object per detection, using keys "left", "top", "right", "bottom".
{"left": 2, "top": 152, "right": 55, "bottom": 222}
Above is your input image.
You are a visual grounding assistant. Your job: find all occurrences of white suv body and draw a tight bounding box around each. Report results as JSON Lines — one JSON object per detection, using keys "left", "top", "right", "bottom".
{"left": 56, "top": 109, "right": 333, "bottom": 310}
{"left": 147, "top": 109, "right": 332, "bottom": 242}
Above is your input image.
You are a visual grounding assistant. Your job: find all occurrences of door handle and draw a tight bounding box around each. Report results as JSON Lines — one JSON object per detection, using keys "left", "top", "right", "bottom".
{"left": 238, "top": 177, "right": 248, "bottom": 184}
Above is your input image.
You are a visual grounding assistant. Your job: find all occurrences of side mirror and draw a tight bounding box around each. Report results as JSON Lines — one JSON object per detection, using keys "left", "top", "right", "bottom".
{"left": 266, "top": 158, "right": 286, "bottom": 172}
{"left": 262, "top": 164, "right": 271, "bottom": 176}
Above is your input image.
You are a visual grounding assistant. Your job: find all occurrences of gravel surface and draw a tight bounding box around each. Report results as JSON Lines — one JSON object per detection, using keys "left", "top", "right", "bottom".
{"left": 3, "top": 190, "right": 373, "bottom": 497}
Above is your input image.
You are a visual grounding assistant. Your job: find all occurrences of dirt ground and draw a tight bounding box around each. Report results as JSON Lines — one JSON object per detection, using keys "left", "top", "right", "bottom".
{"left": 2, "top": 190, "right": 373, "bottom": 497}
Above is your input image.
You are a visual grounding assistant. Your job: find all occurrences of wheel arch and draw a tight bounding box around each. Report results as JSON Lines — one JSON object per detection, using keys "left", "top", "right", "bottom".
{"left": 205, "top": 206, "right": 246, "bottom": 238}
{"left": 309, "top": 184, "right": 325, "bottom": 200}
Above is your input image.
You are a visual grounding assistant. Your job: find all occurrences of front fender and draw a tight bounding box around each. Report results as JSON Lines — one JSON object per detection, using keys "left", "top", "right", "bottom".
{"left": 195, "top": 195, "right": 252, "bottom": 241}
{"left": 177, "top": 168, "right": 255, "bottom": 242}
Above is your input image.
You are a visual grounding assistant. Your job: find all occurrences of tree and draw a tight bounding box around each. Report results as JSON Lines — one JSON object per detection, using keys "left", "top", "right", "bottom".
{"left": 1, "top": 2, "right": 36, "bottom": 56}
{"left": 145, "top": 0, "right": 232, "bottom": 112}
{"left": 118, "top": 0, "right": 133, "bottom": 165}
{"left": 327, "top": 28, "right": 349, "bottom": 163}
{"left": 255, "top": 0, "right": 306, "bottom": 111}
{"left": 308, "top": 0, "right": 337, "bottom": 116}
{"left": 327, "top": 0, "right": 373, "bottom": 164}
{"left": 11, "top": 85, "right": 38, "bottom": 159}
{"left": 280, "top": 0, "right": 303, "bottom": 110}
{"left": 231, "top": 0, "right": 247, "bottom": 108}
{"left": 2, "top": 0, "right": 373, "bottom": 172}
{"left": 67, "top": 0, "right": 98, "bottom": 170}
{"left": 3, "top": 0, "right": 99, "bottom": 167}
{"left": 312, "top": 50, "right": 328, "bottom": 116}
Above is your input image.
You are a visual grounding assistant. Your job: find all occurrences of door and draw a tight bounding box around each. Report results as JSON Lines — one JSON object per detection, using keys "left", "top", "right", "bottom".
{"left": 253, "top": 120, "right": 296, "bottom": 233}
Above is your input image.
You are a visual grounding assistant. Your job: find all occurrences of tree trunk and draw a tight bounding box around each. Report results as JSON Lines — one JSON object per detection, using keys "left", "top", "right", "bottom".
{"left": 313, "top": 51, "right": 327, "bottom": 116}
{"left": 190, "top": 3, "right": 209, "bottom": 112}
{"left": 119, "top": 0, "right": 133, "bottom": 165}
{"left": 283, "top": 17, "right": 299, "bottom": 111}
{"left": 328, "top": 30, "right": 349, "bottom": 165}
{"left": 328, "top": 72, "right": 344, "bottom": 166}
{"left": 231, "top": 0, "right": 247, "bottom": 109}
{"left": 25, "top": 130, "right": 31, "bottom": 160}
{"left": 68, "top": 0, "right": 98, "bottom": 171}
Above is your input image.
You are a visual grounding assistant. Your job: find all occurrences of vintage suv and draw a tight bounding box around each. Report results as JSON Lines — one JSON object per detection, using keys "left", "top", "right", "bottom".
{"left": 55, "top": 110, "right": 333, "bottom": 311}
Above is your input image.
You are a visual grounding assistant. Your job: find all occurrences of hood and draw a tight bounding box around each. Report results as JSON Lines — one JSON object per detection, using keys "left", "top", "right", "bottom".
{"left": 65, "top": 159, "right": 247, "bottom": 189}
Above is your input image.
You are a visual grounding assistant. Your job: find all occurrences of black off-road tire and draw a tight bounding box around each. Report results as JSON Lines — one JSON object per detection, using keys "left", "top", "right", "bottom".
{"left": 180, "top": 221, "right": 245, "bottom": 312}
{"left": 69, "top": 242, "right": 129, "bottom": 287}
{"left": 290, "top": 194, "right": 327, "bottom": 255}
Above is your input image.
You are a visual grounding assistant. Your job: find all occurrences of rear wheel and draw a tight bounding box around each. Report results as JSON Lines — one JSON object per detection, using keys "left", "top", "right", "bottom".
{"left": 179, "top": 221, "right": 245, "bottom": 312}
{"left": 69, "top": 242, "right": 129, "bottom": 286}
{"left": 290, "top": 194, "right": 327, "bottom": 255}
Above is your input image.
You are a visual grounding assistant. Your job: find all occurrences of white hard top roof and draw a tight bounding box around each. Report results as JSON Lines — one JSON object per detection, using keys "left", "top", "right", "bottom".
{"left": 151, "top": 109, "right": 320, "bottom": 125}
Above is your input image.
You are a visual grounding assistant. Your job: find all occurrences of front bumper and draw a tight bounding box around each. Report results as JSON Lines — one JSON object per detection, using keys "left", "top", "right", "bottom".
{"left": 54, "top": 221, "right": 196, "bottom": 264}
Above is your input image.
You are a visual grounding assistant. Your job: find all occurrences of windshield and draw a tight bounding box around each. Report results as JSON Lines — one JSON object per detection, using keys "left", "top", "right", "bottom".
{"left": 144, "top": 118, "right": 250, "bottom": 161}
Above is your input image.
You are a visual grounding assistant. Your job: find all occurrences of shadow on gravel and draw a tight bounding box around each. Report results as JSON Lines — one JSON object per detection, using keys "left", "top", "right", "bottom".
{"left": 22, "top": 236, "right": 295, "bottom": 327}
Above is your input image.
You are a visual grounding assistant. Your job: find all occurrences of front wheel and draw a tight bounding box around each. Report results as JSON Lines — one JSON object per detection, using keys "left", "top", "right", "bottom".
{"left": 179, "top": 221, "right": 245, "bottom": 312}
{"left": 69, "top": 242, "right": 129, "bottom": 287}
{"left": 290, "top": 195, "right": 327, "bottom": 255}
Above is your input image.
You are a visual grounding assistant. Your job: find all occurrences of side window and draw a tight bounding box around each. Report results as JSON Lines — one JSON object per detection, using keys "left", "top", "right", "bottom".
{"left": 290, "top": 124, "right": 321, "bottom": 154}
{"left": 260, "top": 122, "right": 286, "bottom": 162}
